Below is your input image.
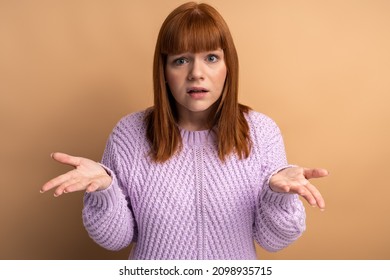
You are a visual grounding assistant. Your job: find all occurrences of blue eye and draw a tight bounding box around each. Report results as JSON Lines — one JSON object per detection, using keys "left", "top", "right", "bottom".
{"left": 207, "top": 54, "right": 219, "bottom": 63}
{"left": 174, "top": 58, "right": 188, "bottom": 65}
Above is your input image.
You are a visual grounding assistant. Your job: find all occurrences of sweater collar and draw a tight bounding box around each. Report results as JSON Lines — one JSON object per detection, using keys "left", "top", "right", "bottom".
{"left": 179, "top": 127, "right": 216, "bottom": 146}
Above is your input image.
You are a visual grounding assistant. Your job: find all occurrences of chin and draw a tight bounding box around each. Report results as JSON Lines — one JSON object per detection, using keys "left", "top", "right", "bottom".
{"left": 187, "top": 106, "right": 213, "bottom": 113}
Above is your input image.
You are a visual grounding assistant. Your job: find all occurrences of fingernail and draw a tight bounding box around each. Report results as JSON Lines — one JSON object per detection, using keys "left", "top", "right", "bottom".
{"left": 40, "top": 190, "right": 44, "bottom": 193}
{"left": 50, "top": 153, "right": 54, "bottom": 158}
{"left": 320, "top": 208, "right": 325, "bottom": 212}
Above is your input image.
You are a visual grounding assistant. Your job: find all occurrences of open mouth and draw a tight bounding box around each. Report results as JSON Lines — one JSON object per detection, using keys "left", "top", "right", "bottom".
{"left": 187, "top": 87, "right": 209, "bottom": 94}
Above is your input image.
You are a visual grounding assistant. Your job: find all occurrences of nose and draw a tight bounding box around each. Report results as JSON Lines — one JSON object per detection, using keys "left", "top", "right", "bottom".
{"left": 188, "top": 58, "right": 204, "bottom": 81}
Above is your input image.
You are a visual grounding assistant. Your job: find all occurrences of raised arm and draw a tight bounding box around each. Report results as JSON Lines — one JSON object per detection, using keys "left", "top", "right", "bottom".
{"left": 41, "top": 132, "right": 136, "bottom": 251}
{"left": 82, "top": 133, "right": 136, "bottom": 251}
{"left": 253, "top": 117, "right": 328, "bottom": 252}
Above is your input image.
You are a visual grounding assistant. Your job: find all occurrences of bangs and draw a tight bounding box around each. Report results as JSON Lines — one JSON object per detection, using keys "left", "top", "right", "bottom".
{"left": 160, "top": 10, "right": 224, "bottom": 54}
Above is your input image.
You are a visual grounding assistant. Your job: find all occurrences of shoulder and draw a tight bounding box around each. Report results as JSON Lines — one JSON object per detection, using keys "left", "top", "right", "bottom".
{"left": 245, "top": 110, "right": 280, "bottom": 134}
{"left": 113, "top": 109, "right": 150, "bottom": 132}
{"left": 244, "top": 110, "right": 284, "bottom": 150}
{"left": 110, "top": 109, "right": 149, "bottom": 142}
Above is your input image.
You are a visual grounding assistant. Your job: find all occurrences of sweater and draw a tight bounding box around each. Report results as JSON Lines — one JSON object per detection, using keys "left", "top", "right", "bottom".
{"left": 82, "top": 110, "right": 306, "bottom": 260}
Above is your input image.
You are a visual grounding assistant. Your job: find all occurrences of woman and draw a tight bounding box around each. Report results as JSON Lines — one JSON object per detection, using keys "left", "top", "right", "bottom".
{"left": 41, "top": 2, "right": 328, "bottom": 259}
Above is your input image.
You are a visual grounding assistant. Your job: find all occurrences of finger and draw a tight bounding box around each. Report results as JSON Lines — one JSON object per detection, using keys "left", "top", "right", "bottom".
{"left": 86, "top": 181, "right": 101, "bottom": 193}
{"left": 61, "top": 180, "right": 90, "bottom": 195}
{"left": 51, "top": 152, "right": 81, "bottom": 168}
{"left": 41, "top": 172, "right": 72, "bottom": 193}
{"left": 55, "top": 178, "right": 81, "bottom": 196}
{"left": 303, "top": 168, "right": 329, "bottom": 179}
{"left": 305, "top": 182, "right": 326, "bottom": 210}
{"left": 292, "top": 185, "right": 317, "bottom": 207}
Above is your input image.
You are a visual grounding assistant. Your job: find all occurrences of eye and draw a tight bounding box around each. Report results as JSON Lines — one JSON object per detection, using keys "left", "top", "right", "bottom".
{"left": 206, "top": 54, "right": 219, "bottom": 63}
{"left": 173, "top": 57, "right": 188, "bottom": 66}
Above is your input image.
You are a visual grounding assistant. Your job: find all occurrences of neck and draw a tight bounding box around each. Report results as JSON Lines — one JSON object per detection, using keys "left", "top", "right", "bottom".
{"left": 176, "top": 107, "right": 212, "bottom": 131}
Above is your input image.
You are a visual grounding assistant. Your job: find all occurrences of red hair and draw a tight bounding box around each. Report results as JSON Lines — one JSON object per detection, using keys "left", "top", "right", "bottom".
{"left": 146, "top": 2, "right": 251, "bottom": 162}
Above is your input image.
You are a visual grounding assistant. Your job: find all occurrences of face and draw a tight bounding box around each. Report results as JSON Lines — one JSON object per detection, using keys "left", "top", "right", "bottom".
{"left": 165, "top": 49, "right": 227, "bottom": 124}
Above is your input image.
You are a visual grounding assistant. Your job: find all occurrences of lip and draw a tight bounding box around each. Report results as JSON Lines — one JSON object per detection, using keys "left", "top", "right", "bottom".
{"left": 186, "top": 87, "right": 209, "bottom": 94}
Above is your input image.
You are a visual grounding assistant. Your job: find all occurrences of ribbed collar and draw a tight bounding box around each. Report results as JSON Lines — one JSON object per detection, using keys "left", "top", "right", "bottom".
{"left": 179, "top": 127, "right": 217, "bottom": 146}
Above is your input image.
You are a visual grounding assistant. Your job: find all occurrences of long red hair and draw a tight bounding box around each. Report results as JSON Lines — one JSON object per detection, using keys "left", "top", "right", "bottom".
{"left": 146, "top": 1, "right": 251, "bottom": 162}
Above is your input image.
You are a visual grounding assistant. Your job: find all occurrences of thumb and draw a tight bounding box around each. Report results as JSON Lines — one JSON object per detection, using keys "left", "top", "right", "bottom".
{"left": 303, "top": 168, "right": 329, "bottom": 179}
{"left": 51, "top": 152, "right": 81, "bottom": 167}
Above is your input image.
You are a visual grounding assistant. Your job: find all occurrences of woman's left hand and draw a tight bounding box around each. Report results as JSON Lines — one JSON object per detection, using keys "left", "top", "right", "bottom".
{"left": 269, "top": 167, "right": 329, "bottom": 210}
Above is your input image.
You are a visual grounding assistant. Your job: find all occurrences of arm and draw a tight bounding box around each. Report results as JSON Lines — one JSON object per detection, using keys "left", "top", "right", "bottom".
{"left": 40, "top": 133, "right": 136, "bottom": 251}
{"left": 254, "top": 174, "right": 306, "bottom": 252}
{"left": 82, "top": 133, "right": 136, "bottom": 251}
{"left": 253, "top": 120, "right": 328, "bottom": 252}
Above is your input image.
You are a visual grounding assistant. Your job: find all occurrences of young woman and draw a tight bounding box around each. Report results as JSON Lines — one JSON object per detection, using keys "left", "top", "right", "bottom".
{"left": 41, "top": 2, "right": 328, "bottom": 259}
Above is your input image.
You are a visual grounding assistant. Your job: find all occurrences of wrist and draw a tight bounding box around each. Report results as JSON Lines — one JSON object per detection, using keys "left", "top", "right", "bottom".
{"left": 97, "top": 163, "right": 114, "bottom": 191}
{"left": 267, "top": 164, "right": 297, "bottom": 190}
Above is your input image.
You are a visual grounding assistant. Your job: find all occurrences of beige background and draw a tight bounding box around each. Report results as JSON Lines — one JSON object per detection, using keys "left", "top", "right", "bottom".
{"left": 1, "top": 0, "right": 389, "bottom": 259}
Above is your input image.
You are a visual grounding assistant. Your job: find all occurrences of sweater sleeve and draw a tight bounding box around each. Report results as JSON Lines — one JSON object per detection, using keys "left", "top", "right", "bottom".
{"left": 82, "top": 131, "right": 136, "bottom": 251}
{"left": 252, "top": 116, "right": 306, "bottom": 252}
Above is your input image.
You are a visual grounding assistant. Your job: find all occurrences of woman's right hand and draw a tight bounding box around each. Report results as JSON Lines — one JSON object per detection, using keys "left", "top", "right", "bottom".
{"left": 40, "top": 152, "right": 112, "bottom": 197}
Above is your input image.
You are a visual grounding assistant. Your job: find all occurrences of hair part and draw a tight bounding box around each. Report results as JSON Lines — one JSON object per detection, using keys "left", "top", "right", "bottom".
{"left": 146, "top": 2, "right": 252, "bottom": 162}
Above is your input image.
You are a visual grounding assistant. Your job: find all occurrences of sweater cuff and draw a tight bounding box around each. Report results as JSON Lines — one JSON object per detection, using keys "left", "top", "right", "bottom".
{"left": 261, "top": 185, "right": 297, "bottom": 205}
{"left": 83, "top": 165, "right": 122, "bottom": 211}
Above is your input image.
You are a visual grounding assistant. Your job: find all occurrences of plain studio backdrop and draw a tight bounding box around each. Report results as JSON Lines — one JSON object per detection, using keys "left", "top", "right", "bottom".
{"left": 0, "top": 0, "right": 389, "bottom": 259}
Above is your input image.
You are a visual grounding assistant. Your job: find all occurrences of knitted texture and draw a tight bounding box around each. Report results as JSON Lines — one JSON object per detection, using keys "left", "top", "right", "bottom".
{"left": 82, "top": 110, "right": 306, "bottom": 259}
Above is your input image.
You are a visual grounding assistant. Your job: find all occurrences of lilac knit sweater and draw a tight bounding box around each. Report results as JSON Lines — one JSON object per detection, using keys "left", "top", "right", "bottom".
{"left": 82, "top": 110, "right": 306, "bottom": 259}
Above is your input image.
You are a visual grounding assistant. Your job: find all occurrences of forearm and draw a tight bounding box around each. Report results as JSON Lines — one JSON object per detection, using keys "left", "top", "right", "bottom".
{"left": 254, "top": 186, "right": 306, "bottom": 252}
{"left": 82, "top": 175, "right": 135, "bottom": 251}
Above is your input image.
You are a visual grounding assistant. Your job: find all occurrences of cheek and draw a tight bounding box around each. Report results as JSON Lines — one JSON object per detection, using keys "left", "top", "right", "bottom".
{"left": 215, "top": 66, "right": 227, "bottom": 88}
{"left": 165, "top": 70, "right": 181, "bottom": 91}
{"left": 166, "top": 77, "right": 179, "bottom": 94}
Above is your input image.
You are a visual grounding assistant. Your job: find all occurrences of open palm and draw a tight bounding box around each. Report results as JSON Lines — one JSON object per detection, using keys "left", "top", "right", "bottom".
{"left": 269, "top": 167, "right": 329, "bottom": 210}
{"left": 40, "top": 152, "right": 112, "bottom": 197}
